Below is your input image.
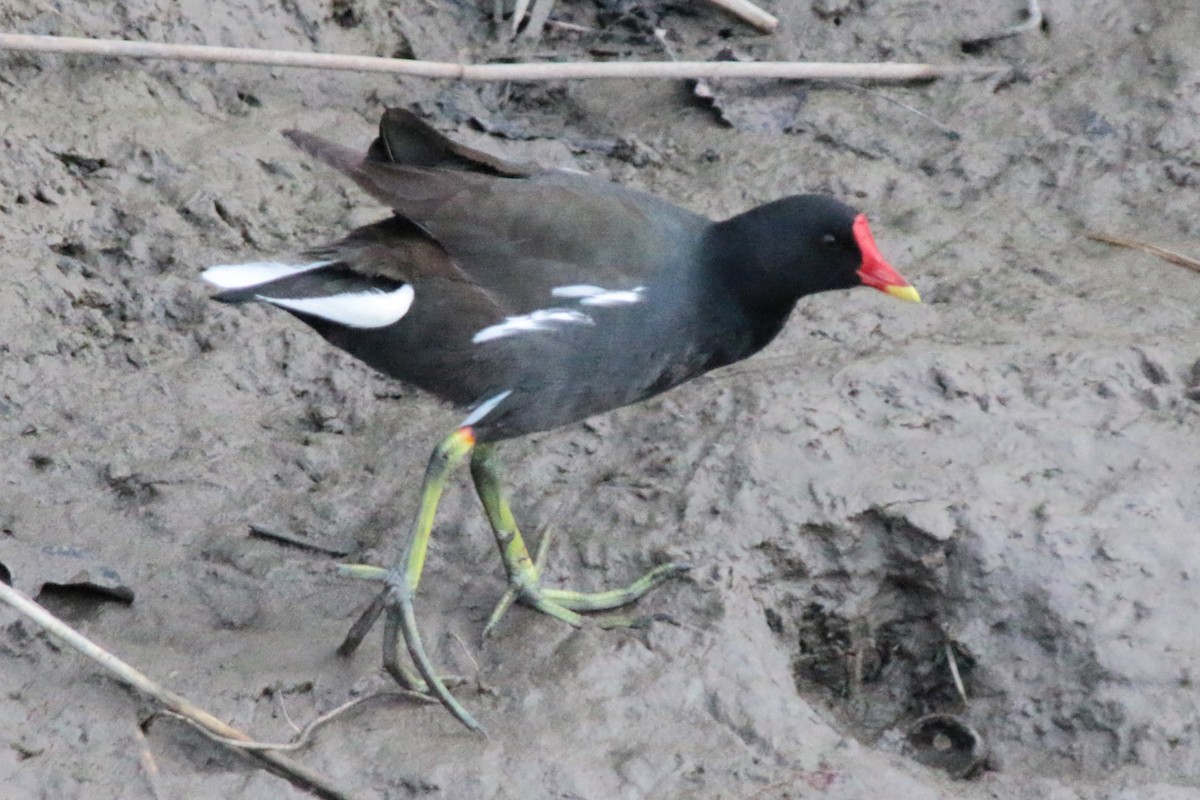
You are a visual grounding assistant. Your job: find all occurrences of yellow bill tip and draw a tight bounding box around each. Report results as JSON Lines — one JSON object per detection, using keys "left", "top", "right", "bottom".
{"left": 885, "top": 284, "right": 922, "bottom": 304}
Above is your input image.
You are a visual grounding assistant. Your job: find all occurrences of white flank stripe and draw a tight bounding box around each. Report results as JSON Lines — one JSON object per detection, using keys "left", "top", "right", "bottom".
{"left": 259, "top": 284, "right": 415, "bottom": 329}
{"left": 551, "top": 284, "right": 606, "bottom": 299}
{"left": 202, "top": 260, "right": 334, "bottom": 289}
{"left": 552, "top": 284, "right": 646, "bottom": 306}
{"left": 460, "top": 389, "right": 513, "bottom": 428}
{"left": 472, "top": 308, "right": 593, "bottom": 344}
{"left": 580, "top": 287, "right": 645, "bottom": 306}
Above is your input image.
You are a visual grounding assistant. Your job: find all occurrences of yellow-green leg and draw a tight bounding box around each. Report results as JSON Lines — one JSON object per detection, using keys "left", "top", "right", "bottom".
{"left": 338, "top": 427, "right": 482, "bottom": 732}
{"left": 337, "top": 433, "right": 691, "bottom": 735}
{"left": 469, "top": 443, "right": 691, "bottom": 636}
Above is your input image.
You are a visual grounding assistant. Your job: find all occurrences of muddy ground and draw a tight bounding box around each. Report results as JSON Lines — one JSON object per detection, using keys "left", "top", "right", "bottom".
{"left": 3, "top": 0, "right": 1200, "bottom": 798}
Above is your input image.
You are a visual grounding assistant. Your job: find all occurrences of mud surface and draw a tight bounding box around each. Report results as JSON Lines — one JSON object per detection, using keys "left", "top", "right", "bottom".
{"left": 3, "top": 1, "right": 1200, "bottom": 798}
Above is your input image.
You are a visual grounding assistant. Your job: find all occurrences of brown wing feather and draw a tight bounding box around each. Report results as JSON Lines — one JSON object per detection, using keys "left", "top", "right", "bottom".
{"left": 283, "top": 122, "right": 710, "bottom": 316}
{"left": 369, "top": 108, "right": 540, "bottom": 176}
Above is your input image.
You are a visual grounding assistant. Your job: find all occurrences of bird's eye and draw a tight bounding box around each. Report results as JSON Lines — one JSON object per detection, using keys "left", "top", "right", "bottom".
{"left": 821, "top": 233, "right": 837, "bottom": 245}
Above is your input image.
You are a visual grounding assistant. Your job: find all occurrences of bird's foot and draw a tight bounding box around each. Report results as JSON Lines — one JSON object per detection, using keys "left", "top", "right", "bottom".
{"left": 334, "top": 434, "right": 691, "bottom": 735}
{"left": 482, "top": 525, "right": 691, "bottom": 637}
{"left": 337, "top": 566, "right": 485, "bottom": 733}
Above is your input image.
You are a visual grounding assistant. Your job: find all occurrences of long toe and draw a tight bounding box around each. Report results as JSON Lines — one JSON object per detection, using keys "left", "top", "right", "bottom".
{"left": 537, "top": 560, "right": 692, "bottom": 613}
{"left": 485, "top": 560, "right": 692, "bottom": 634}
{"left": 389, "top": 593, "right": 485, "bottom": 734}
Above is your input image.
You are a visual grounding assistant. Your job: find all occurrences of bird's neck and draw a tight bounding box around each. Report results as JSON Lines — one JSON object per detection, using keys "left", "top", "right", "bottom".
{"left": 703, "top": 216, "right": 802, "bottom": 347}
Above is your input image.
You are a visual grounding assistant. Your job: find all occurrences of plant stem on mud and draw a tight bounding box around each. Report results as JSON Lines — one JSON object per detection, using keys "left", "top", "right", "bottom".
{"left": 0, "top": 581, "right": 358, "bottom": 800}
{"left": 0, "top": 33, "right": 1007, "bottom": 82}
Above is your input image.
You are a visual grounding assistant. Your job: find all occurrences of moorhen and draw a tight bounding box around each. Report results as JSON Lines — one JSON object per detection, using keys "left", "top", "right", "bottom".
{"left": 203, "top": 108, "right": 919, "bottom": 731}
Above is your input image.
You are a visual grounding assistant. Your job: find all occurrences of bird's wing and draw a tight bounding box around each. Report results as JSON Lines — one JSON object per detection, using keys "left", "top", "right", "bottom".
{"left": 283, "top": 111, "right": 710, "bottom": 315}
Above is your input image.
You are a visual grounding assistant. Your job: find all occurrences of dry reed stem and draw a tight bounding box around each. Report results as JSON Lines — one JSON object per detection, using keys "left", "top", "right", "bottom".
{"left": 0, "top": 581, "right": 357, "bottom": 800}
{"left": 0, "top": 33, "right": 1005, "bottom": 82}
{"left": 1087, "top": 232, "right": 1200, "bottom": 274}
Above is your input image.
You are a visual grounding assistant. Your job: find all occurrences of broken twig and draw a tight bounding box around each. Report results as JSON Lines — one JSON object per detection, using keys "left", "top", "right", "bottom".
{"left": 159, "top": 690, "right": 435, "bottom": 752}
{"left": 945, "top": 641, "right": 969, "bottom": 705}
{"left": 0, "top": 581, "right": 356, "bottom": 800}
{"left": 0, "top": 33, "right": 1005, "bottom": 82}
{"left": 133, "top": 723, "right": 166, "bottom": 800}
{"left": 506, "top": 0, "right": 774, "bottom": 40}
{"left": 517, "top": 0, "right": 558, "bottom": 39}
{"left": 706, "top": 0, "right": 779, "bottom": 34}
{"left": 1087, "top": 232, "right": 1200, "bottom": 274}
{"left": 248, "top": 523, "right": 354, "bottom": 557}
{"left": 962, "top": 0, "right": 1043, "bottom": 48}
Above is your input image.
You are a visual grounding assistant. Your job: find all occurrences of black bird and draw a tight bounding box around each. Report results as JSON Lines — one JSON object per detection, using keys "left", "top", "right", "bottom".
{"left": 203, "top": 109, "right": 919, "bottom": 731}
